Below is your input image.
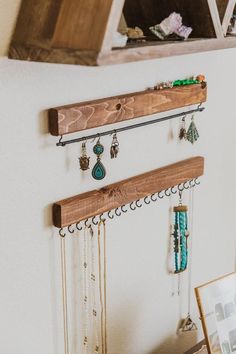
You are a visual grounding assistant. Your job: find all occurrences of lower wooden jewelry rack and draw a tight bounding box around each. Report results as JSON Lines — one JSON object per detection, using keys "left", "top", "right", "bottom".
{"left": 53, "top": 156, "right": 204, "bottom": 229}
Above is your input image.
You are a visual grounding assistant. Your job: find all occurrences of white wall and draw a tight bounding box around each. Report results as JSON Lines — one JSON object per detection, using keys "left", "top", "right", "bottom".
{"left": 1, "top": 2, "right": 236, "bottom": 354}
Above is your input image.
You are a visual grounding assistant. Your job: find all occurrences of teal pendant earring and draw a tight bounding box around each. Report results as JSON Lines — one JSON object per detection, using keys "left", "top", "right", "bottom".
{"left": 92, "top": 138, "right": 106, "bottom": 180}
{"left": 186, "top": 115, "right": 199, "bottom": 144}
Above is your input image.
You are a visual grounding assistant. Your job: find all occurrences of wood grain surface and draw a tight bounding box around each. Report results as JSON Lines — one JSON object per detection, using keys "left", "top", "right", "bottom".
{"left": 52, "top": 0, "right": 113, "bottom": 51}
{"left": 53, "top": 156, "right": 204, "bottom": 228}
{"left": 49, "top": 84, "right": 207, "bottom": 136}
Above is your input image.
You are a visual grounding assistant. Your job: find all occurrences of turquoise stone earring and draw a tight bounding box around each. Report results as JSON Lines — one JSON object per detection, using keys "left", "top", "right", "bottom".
{"left": 92, "top": 138, "right": 106, "bottom": 180}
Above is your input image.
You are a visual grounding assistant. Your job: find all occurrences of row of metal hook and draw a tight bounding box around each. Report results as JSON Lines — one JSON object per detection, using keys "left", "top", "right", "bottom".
{"left": 59, "top": 178, "right": 200, "bottom": 237}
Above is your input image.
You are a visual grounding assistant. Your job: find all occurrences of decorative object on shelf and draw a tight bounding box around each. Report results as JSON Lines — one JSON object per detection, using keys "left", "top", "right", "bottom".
{"left": 175, "top": 25, "right": 193, "bottom": 40}
{"left": 195, "top": 272, "right": 236, "bottom": 354}
{"left": 179, "top": 116, "right": 187, "bottom": 140}
{"left": 149, "top": 12, "right": 192, "bottom": 41}
{"left": 79, "top": 141, "right": 90, "bottom": 171}
{"left": 110, "top": 133, "right": 119, "bottom": 159}
{"left": 186, "top": 115, "right": 200, "bottom": 144}
{"left": 156, "top": 74, "right": 206, "bottom": 90}
{"left": 227, "top": 14, "right": 236, "bottom": 35}
{"left": 92, "top": 138, "right": 106, "bottom": 180}
{"left": 172, "top": 192, "right": 190, "bottom": 274}
{"left": 126, "top": 27, "right": 144, "bottom": 39}
{"left": 150, "top": 12, "right": 182, "bottom": 40}
{"left": 112, "top": 31, "right": 128, "bottom": 48}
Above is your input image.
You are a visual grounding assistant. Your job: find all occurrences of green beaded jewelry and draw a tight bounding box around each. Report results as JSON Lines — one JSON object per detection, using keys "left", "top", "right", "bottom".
{"left": 172, "top": 193, "right": 189, "bottom": 274}
{"left": 92, "top": 138, "right": 106, "bottom": 180}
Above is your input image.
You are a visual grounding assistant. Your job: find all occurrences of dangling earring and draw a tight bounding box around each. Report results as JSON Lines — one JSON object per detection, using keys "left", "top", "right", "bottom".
{"left": 179, "top": 116, "right": 187, "bottom": 140}
{"left": 79, "top": 140, "right": 90, "bottom": 171}
{"left": 110, "top": 132, "right": 119, "bottom": 159}
{"left": 92, "top": 138, "right": 106, "bottom": 180}
{"left": 186, "top": 114, "right": 199, "bottom": 144}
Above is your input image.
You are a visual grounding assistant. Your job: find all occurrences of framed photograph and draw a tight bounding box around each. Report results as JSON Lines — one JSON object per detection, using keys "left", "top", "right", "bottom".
{"left": 195, "top": 272, "right": 236, "bottom": 354}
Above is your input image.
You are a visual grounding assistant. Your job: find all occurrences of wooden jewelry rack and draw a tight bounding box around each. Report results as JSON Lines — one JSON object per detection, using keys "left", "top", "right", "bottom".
{"left": 53, "top": 156, "right": 204, "bottom": 229}
{"left": 48, "top": 83, "right": 207, "bottom": 144}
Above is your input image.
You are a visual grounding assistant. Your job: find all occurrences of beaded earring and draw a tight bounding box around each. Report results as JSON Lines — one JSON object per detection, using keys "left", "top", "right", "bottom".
{"left": 92, "top": 138, "right": 106, "bottom": 180}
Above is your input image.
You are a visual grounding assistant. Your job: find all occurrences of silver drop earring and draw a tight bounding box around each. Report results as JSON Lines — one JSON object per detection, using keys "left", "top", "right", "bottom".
{"left": 110, "top": 132, "right": 119, "bottom": 159}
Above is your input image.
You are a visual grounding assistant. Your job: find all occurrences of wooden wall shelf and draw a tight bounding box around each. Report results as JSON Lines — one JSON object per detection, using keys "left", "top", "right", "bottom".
{"left": 49, "top": 83, "right": 207, "bottom": 136}
{"left": 53, "top": 156, "right": 204, "bottom": 227}
{"left": 9, "top": 0, "right": 236, "bottom": 66}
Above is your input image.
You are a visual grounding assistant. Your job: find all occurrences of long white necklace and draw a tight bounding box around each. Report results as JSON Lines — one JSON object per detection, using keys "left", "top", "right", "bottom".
{"left": 60, "top": 236, "right": 69, "bottom": 354}
{"left": 98, "top": 220, "right": 107, "bottom": 354}
{"left": 82, "top": 226, "right": 90, "bottom": 354}
{"left": 90, "top": 225, "right": 100, "bottom": 353}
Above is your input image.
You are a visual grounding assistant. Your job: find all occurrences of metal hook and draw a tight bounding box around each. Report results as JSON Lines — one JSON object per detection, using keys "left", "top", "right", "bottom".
{"left": 68, "top": 224, "right": 75, "bottom": 233}
{"left": 183, "top": 181, "right": 190, "bottom": 190}
{"left": 99, "top": 213, "right": 106, "bottom": 222}
{"left": 58, "top": 135, "right": 66, "bottom": 147}
{"left": 189, "top": 179, "right": 195, "bottom": 188}
{"left": 197, "top": 102, "right": 202, "bottom": 110}
{"left": 178, "top": 183, "right": 184, "bottom": 192}
{"left": 108, "top": 210, "right": 114, "bottom": 219}
{"left": 130, "top": 202, "right": 136, "bottom": 211}
{"left": 92, "top": 215, "right": 98, "bottom": 225}
{"left": 91, "top": 133, "right": 101, "bottom": 143}
{"left": 59, "top": 228, "right": 66, "bottom": 238}
{"left": 171, "top": 186, "right": 177, "bottom": 194}
{"left": 151, "top": 194, "right": 157, "bottom": 202}
{"left": 144, "top": 196, "right": 151, "bottom": 204}
{"left": 158, "top": 191, "right": 164, "bottom": 199}
{"left": 195, "top": 178, "right": 200, "bottom": 185}
{"left": 164, "top": 188, "right": 171, "bottom": 197}
{"left": 121, "top": 205, "right": 127, "bottom": 213}
{"left": 115, "top": 208, "right": 122, "bottom": 216}
{"left": 84, "top": 218, "right": 90, "bottom": 227}
{"left": 135, "top": 199, "right": 142, "bottom": 208}
{"left": 76, "top": 222, "right": 83, "bottom": 231}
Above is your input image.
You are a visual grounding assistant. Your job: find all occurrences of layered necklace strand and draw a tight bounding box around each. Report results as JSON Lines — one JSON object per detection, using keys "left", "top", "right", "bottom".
{"left": 60, "top": 236, "right": 69, "bottom": 354}
{"left": 90, "top": 225, "right": 100, "bottom": 353}
{"left": 98, "top": 220, "right": 107, "bottom": 354}
{"left": 81, "top": 222, "right": 107, "bottom": 354}
{"left": 82, "top": 226, "right": 89, "bottom": 354}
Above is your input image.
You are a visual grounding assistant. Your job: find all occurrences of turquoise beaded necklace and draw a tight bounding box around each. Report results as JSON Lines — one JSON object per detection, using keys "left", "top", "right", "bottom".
{"left": 172, "top": 192, "right": 189, "bottom": 273}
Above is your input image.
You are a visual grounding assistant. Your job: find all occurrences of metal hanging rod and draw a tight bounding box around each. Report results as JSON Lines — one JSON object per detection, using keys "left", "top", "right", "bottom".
{"left": 58, "top": 178, "right": 200, "bottom": 236}
{"left": 57, "top": 105, "right": 205, "bottom": 147}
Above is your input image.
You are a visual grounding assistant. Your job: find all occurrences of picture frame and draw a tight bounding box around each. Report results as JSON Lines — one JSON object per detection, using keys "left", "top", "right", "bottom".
{"left": 195, "top": 272, "right": 236, "bottom": 354}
